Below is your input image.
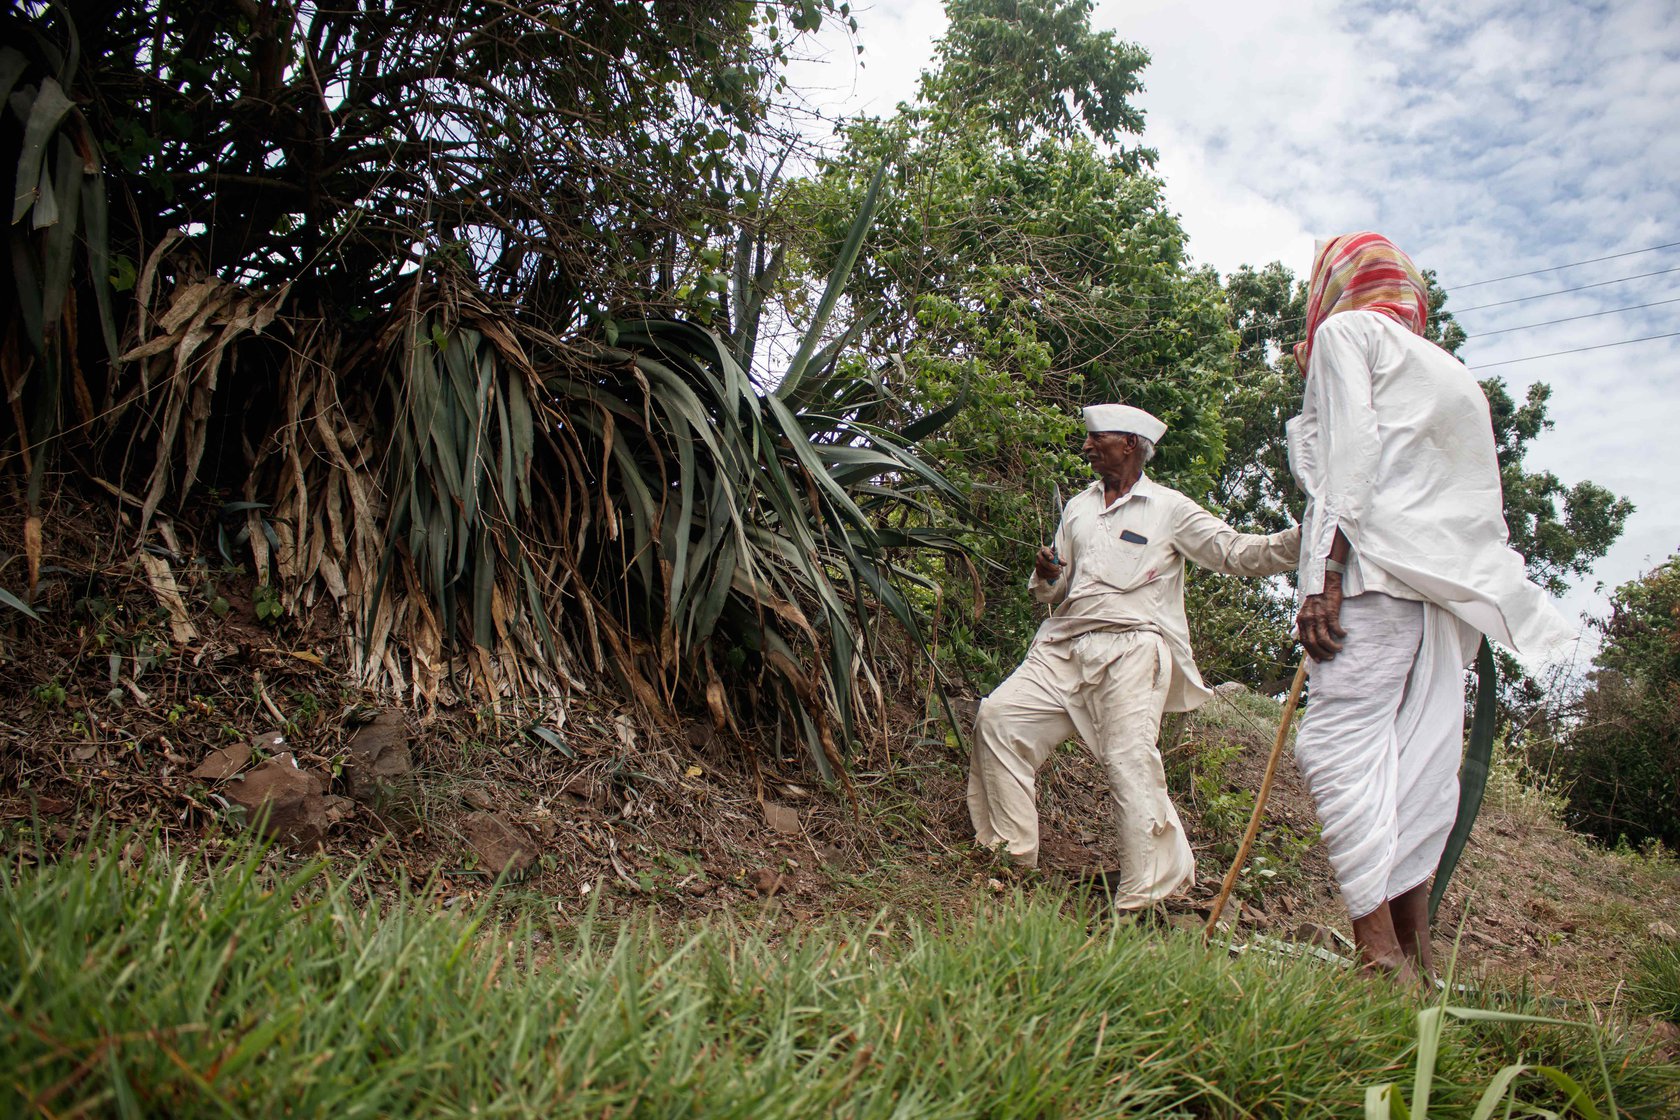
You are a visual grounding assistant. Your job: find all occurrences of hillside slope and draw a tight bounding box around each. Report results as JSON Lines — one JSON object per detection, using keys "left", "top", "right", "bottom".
{"left": 3, "top": 499, "right": 1677, "bottom": 1023}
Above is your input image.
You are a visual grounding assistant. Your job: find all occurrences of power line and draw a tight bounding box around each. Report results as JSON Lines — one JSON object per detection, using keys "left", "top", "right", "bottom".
{"left": 1468, "top": 296, "right": 1680, "bottom": 339}
{"left": 1259, "top": 268, "right": 1680, "bottom": 336}
{"left": 1444, "top": 239, "right": 1680, "bottom": 291}
{"left": 1451, "top": 265, "right": 1680, "bottom": 314}
{"left": 1466, "top": 330, "right": 1680, "bottom": 370}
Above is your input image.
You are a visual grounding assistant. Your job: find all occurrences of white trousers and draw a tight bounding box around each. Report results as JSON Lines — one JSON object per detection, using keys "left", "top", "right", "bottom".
{"left": 967, "top": 629, "right": 1194, "bottom": 910}
{"left": 1293, "top": 592, "right": 1478, "bottom": 920}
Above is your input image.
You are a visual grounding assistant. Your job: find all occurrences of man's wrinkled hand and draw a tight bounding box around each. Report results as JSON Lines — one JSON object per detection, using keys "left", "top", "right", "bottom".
{"left": 1297, "top": 582, "right": 1347, "bottom": 660}
{"left": 1034, "top": 546, "right": 1064, "bottom": 583}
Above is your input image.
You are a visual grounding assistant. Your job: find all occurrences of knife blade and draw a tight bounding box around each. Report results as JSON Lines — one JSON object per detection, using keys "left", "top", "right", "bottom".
{"left": 1049, "top": 480, "right": 1065, "bottom": 565}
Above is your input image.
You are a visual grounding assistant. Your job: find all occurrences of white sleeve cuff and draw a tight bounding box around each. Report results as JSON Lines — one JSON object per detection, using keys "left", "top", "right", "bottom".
{"left": 1301, "top": 513, "right": 1343, "bottom": 597}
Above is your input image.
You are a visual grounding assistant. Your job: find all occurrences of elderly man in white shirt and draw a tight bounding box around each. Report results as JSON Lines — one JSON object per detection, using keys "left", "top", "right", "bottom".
{"left": 1287, "top": 232, "right": 1573, "bottom": 982}
{"left": 968, "top": 403, "right": 1301, "bottom": 911}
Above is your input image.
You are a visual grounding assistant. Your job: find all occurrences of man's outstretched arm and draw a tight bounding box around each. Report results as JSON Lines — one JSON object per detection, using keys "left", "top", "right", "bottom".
{"left": 1173, "top": 498, "right": 1301, "bottom": 578}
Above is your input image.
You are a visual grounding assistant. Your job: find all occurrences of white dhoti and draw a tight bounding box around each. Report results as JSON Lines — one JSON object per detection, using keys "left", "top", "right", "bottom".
{"left": 1292, "top": 592, "right": 1480, "bottom": 919}
{"left": 967, "top": 629, "right": 1194, "bottom": 910}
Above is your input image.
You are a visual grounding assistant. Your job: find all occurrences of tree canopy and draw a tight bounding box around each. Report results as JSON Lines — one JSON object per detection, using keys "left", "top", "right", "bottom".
{"left": 787, "top": 0, "right": 1230, "bottom": 686}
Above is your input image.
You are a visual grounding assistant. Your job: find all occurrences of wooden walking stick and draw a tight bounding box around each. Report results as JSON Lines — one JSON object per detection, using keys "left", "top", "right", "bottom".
{"left": 1203, "top": 658, "right": 1310, "bottom": 940}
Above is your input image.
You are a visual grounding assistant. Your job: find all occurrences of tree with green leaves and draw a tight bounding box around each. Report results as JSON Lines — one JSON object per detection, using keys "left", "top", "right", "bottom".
{"left": 791, "top": 0, "right": 1234, "bottom": 689}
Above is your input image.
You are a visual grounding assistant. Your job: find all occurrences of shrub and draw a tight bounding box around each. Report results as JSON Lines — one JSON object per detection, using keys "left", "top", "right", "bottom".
{"left": 1545, "top": 558, "right": 1680, "bottom": 850}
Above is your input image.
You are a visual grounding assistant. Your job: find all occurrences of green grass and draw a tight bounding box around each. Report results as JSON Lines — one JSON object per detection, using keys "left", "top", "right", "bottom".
{"left": 1632, "top": 939, "right": 1680, "bottom": 1024}
{"left": 3, "top": 829, "right": 1674, "bottom": 1118}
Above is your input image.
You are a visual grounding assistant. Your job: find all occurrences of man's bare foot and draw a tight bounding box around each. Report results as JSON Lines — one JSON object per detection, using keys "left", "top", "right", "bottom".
{"left": 1352, "top": 903, "right": 1435, "bottom": 991}
{"left": 1359, "top": 952, "right": 1423, "bottom": 990}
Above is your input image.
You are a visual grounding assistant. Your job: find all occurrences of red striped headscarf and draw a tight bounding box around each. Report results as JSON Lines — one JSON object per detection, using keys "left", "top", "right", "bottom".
{"left": 1292, "top": 232, "right": 1429, "bottom": 375}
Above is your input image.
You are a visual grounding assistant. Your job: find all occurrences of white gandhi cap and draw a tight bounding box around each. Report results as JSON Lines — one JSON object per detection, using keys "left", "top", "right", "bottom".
{"left": 1082, "top": 404, "right": 1166, "bottom": 443}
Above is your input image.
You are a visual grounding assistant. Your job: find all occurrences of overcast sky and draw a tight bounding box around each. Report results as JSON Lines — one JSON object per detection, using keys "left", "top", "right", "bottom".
{"left": 784, "top": 0, "right": 1680, "bottom": 654}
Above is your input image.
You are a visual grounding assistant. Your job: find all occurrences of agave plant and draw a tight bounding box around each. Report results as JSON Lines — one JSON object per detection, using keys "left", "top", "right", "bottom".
{"left": 359, "top": 164, "right": 973, "bottom": 775}
{"left": 129, "top": 163, "right": 973, "bottom": 777}
{"left": 587, "top": 317, "right": 970, "bottom": 778}
{"left": 3, "top": 0, "right": 975, "bottom": 778}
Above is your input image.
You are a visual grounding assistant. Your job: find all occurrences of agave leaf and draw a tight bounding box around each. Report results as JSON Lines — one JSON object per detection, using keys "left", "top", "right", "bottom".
{"left": 827, "top": 611, "right": 857, "bottom": 743}
{"left": 629, "top": 354, "right": 732, "bottom": 462}
{"left": 665, "top": 409, "right": 697, "bottom": 614}
{"left": 10, "top": 233, "right": 46, "bottom": 357}
{"left": 605, "top": 435, "right": 659, "bottom": 590}
{"left": 847, "top": 484, "right": 938, "bottom": 518}
{"left": 778, "top": 160, "right": 887, "bottom": 400}
{"left": 690, "top": 537, "right": 738, "bottom": 647}
{"left": 526, "top": 724, "right": 574, "bottom": 757}
{"left": 776, "top": 308, "right": 879, "bottom": 413}
{"left": 676, "top": 474, "right": 740, "bottom": 645}
{"left": 762, "top": 393, "right": 876, "bottom": 540}
{"left": 471, "top": 532, "right": 494, "bottom": 650}
{"left": 437, "top": 329, "right": 481, "bottom": 525}
{"left": 494, "top": 373, "right": 515, "bottom": 517}
{"left": 80, "top": 168, "right": 117, "bottom": 360}
{"left": 507, "top": 370, "right": 535, "bottom": 509}
{"left": 518, "top": 554, "right": 560, "bottom": 666}
{"left": 40, "top": 134, "right": 82, "bottom": 325}
{"left": 729, "top": 564, "right": 816, "bottom": 642}
{"left": 900, "top": 385, "right": 972, "bottom": 444}
{"left": 424, "top": 501, "right": 449, "bottom": 611}
{"left": 1430, "top": 638, "right": 1496, "bottom": 920}
{"left": 11, "top": 77, "right": 73, "bottom": 224}
{"left": 0, "top": 48, "right": 27, "bottom": 106}
{"left": 29, "top": 156, "right": 59, "bottom": 230}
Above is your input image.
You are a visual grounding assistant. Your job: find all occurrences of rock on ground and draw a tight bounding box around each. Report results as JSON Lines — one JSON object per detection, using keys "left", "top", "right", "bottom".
{"left": 224, "top": 752, "right": 330, "bottom": 848}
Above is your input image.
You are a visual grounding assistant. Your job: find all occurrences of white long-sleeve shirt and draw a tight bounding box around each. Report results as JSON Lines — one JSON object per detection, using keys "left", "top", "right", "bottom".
{"left": 1286, "top": 309, "right": 1573, "bottom": 658}
{"left": 1029, "top": 474, "right": 1300, "bottom": 712}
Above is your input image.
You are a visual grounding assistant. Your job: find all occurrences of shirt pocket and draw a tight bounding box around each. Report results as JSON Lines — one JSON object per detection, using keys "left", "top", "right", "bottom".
{"left": 1093, "top": 523, "right": 1151, "bottom": 589}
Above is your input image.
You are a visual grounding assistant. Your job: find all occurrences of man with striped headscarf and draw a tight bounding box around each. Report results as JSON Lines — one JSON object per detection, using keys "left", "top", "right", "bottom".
{"left": 1286, "top": 232, "right": 1573, "bottom": 983}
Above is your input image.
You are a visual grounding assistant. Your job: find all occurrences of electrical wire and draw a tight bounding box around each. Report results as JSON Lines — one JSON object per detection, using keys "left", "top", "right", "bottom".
{"left": 1466, "top": 296, "right": 1680, "bottom": 338}
{"left": 1451, "top": 265, "right": 1680, "bottom": 314}
{"left": 1466, "top": 330, "right": 1680, "bottom": 370}
{"left": 1444, "top": 239, "right": 1680, "bottom": 291}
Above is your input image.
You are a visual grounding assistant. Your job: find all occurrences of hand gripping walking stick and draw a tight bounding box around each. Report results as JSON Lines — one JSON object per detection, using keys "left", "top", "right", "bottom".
{"left": 1202, "top": 658, "right": 1310, "bottom": 941}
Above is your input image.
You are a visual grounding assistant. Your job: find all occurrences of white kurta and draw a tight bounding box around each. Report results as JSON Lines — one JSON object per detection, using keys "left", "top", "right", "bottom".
{"left": 969, "top": 475, "right": 1298, "bottom": 905}
{"left": 1287, "top": 310, "right": 1573, "bottom": 918}
{"left": 1286, "top": 309, "right": 1574, "bottom": 656}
